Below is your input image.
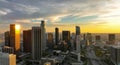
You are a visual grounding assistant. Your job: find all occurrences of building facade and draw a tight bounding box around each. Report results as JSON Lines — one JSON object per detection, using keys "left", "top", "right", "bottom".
{"left": 10, "top": 24, "right": 20, "bottom": 54}
{"left": 32, "top": 27, "right": 42, "bottom": 60}
{"left": 23, "top": 30, "right": 32, "bottom": 53}
{"left": 0, "top": 52, "right": 16, "bottom": 65}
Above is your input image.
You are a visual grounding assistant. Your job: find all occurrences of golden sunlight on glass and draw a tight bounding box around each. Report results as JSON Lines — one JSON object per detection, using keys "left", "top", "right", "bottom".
{"left": 15, "top": 24, "right": 20, "bottom": 30}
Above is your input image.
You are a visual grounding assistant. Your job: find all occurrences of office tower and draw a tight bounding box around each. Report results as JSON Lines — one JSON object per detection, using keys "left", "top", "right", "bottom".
{"left": 110, "top": 46, "right": 120, "bottom": 65}
{"left": 71, "top": 33, "right": 75, "bottom": 49}
{"left": 23, "top": 30, "right": 32, "bottom": 53}
{"left": 47, "top": 33, "right": 54, "bottom": 49}
{"left": 62, "top": 31, "right": 70, "bottom": 43}
{"left": 47, "top": 33, "right": 54, "bottom": 43}
{"left": 41, "top": 20, "right": 46, "bottom": 51}
{"left": 75, "top": 26, "right": 81, "bottom": 62}
{"left": 0, "top": 52, "right": 16, "bottom": 65}
{"left": 86, "top": 33, "right": 92, "bottom": 45}
{"left": 10, "top": 24, "right": 20, "bottom": 54}
{"left": 32, "top": 27, "right": 42, "bottom": 60}
{"left": 5, "top": 31, "right": 10, "bottom": 46}
{"left": 55, "top": 28, "right": 59, "bottom": 45}
{"left": 108, "top": 34, "right": 116, "bottom": 44}
{"left": 2, "top": 46, "right": 14, "bottom": 54}
{"left": 95, "top": 35, "right": 101, "bottom": 41}
{"left": 109, "top": 34, "right": 115, "bottom": 41}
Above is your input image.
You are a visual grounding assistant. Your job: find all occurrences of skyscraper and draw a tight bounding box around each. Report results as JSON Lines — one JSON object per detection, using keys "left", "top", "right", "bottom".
{"left": 32, "top": 27, "right": 42, "bottom": 60}
{"left": 95, "top": 35, "right": 101, "bottom": 41}
{"left": 75, "top": 26, "right": 81, "bottom": 62}
{"left": 55, "top": 28, "right": 59, "bottom": 45}
{"left": 23, "top": 30, "right": 32, "bottom": 53}
{"left": 62, "top": 31, "right": 70, "bottom": 43}
{"left": 47, "top": 33, "right": 54, "bottom": 49}
{"left": 10, "top": 24, "right": 20, "bottom": 54}
{"left": 47, "top": 33, "right": 53, "bottom": 44}
{"left": 41, "top": 20, "right": 46, "bottom": 51}
{"left": 108, "top": 34, "right": 116, "bottom": 44}
{"left": 109, "top": 34, "right": 115, "bottom": 41}
{"left": 4, "top": 31, "right": 10, "bottom": 46}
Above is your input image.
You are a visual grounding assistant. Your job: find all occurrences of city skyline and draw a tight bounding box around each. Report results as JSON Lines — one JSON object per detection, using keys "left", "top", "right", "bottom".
{"left": 0, "top": 0, "right": 120, "bottom": 33}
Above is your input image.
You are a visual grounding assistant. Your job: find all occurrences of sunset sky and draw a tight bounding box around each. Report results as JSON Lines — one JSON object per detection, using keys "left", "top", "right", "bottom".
{"left": 0, "top": 0, "right": 120, "bottom": 33}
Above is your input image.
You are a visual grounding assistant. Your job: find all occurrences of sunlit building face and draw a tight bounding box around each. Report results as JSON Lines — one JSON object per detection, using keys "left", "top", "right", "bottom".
{"left": 10, "top": 24, "right": 21, "bottom": 54}
{"left": 15, "top": 25, "right": 20, "bottom": 30}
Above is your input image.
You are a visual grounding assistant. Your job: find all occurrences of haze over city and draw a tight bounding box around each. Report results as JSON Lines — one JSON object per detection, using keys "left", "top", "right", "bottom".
{"left": 0, "top": 0, "right": 120, "bottom": 33}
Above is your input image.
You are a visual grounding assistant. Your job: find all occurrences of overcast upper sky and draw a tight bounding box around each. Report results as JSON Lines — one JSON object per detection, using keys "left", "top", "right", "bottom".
{"left": 0, "top": 0, "right": 120, "bottom": 33}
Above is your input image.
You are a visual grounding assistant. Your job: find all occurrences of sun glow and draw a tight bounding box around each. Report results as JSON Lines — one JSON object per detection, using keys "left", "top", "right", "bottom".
{"left": 15, "top": 25, "right": 20, "bottom": 30}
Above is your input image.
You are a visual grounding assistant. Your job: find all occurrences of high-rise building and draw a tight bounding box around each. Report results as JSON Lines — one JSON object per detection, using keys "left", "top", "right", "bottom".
{"left": 47, "top": 33, "right": 54, "bottom": 49}
{"left": 110, "top": 46, "right": 120, "bottom": 65}
{"left": 95, "top": 35, "right": 101, "bottom": 41}
{"left": 4, "top": 31, "right": 10, "bottom": 46}
{"left": 108, "top": 34, "right": 116, "bottom": 44}
{"left": 55, "top": 28, "right": 59, "bottom": 45}
{"left": 75, "top": 26, "right": 81, "bottom": 62}
{"left": 47, "top": 33, "right": 53, "bottom": 43}
{"left": 41, "top": 20, "right": 46, "bottom": 51}
{"left": 76, "top": 26, "right": 80, "bottom": 35}
{"left": 23, "top": 30, "right": 32, "bottom": 53}
{"left": 109, "top": 34, "right": 115, "bottom": 41}
{"left": 0, "top": 52, "right": 16, "bottom": 65}
{"left": 10, "top": 24, "right": 20, "bottom": 54}
{"left": 62, "top": 31, "right": 70, "bottom": 43}
{"left": 86, "top": 33, "right": 92, "bottom": 45}
{"left": 32, "top": 27, "right": 42, "bottom": 60}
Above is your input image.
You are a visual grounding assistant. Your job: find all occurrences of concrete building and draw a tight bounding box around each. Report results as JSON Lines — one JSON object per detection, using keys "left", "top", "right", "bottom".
{"left": 108, "top": 34, "right": 116, "bottom": 44}
{"left": 95, "top": 35, "right": 101, "bottom": 41}
{"left": 47, "top": 33, "right": 54, "bottom": 44}
{"left": 32, "top": 27, "right": 42, "bottom": 61}
{"left": 23, "top": 30, "right": 32, "bottom": 53}
{"left": 0, "top": 52, "right": 16, "bottom": 65}
{"left": 47, "top": 33, "right": 54, "bottom": 49}
{"left": 2, "top": 46, "right": 14, "bottom": 54}
{"left": 41, "top": 20, "right": 47, "bottom": 51}
{"left": 10, "top": 24, "right": 20, "bottom": 54}
{"left": 75, "top": 26, "right": 81, "bottom": 62}
{"left": 4, "top": 31, "right": 10, "bottom": 46}
{"left": 55, "top": 28, "right": 59, "bottom": 45}
{"left": 110, "top": 46, "right": 120, "bottom": 65}
{"left": 62, "top": 31, "right": 70, "bottom": 43}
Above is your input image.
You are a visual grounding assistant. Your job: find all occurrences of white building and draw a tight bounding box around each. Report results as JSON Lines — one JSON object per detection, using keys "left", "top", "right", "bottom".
{"left": 0, "top": 52, "right": 16, "bottom": 65}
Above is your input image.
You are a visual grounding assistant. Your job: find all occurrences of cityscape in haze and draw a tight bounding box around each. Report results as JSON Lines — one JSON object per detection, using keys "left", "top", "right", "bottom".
{"left": 0, "top": 0, "right": 120, "bottom": 65}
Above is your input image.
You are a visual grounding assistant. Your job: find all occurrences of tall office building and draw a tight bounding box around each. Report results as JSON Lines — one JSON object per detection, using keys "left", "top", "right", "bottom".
{"left": 86, "top": 33, "right": 92, "bottom": 45}
{"left": 10, "top": 24, "right": 20, "bottom": 54}
{"left": 75, "top": 26, "right": 81, "bottom": 62}
{"left": 55, "top": 28, "right": 59, "bottom": 45}
{"left": 0, "top": 52, "right": 16, "bottom": 65}
{"left": 110, "top": 46, "right": 120, "bottom": 65}
{"left": 109, "top": 34, "right": 115, "bottom": 41}
{"left": 23, "top": 30, "right": 32, "bottom": 53}
{"left": 32, "top": 27, "right": 42, "bottom": 60}
{"left": 47, "top": 33, "right": 54, "bottom": 43}
{"left": 41, "top": 20, "right": 46, "bottom": 51}
{"left": 62, "top": 31, "right": 70, "bottom": 43}
{"left": 5, "top": 31, "right": 10, "bottom": 46}
{"left": 108, "top": 34, "right": 116, "bottom": 44}
{"left": 95, "top": 35, "right": 101, "bottom": 41}
{"left": 47, "top": 33, "right": 54, "bottom": 49}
